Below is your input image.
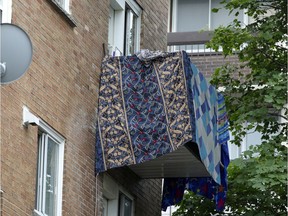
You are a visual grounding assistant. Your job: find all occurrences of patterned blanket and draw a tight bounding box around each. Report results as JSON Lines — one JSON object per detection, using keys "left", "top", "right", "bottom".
{"left": 95, "top": 50, "right": 230, "bottom": 211}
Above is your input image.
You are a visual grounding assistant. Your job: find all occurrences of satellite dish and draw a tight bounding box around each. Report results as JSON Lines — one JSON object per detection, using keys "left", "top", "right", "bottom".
{"left": 0, "top": 23, "right": 33, "bottom": 84}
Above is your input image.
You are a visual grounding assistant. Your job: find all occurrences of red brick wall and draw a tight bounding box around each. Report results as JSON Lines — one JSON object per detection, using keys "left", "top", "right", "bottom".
{"left": 138, "top": 0, "right": 170, "bottom": 52}
{"left": 189, "top": 53, "right": 248, "bottom": 79}
{"left": 0, "top": 0, "right": 168, "bottom": 215}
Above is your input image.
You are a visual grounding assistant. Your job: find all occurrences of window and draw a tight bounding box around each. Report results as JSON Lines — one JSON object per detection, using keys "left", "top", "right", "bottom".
{"left": 50, "top": 0, "right": 76, "bottom": 27}
{"left": 168, "top": 0, "right": 248, "bottom": 53}
{"left": 0, "top": 0, "right": 12, "bottom": 23}
{"left": 52, "top": 0, "right": 70, "bottom": 14}
{"left": 23, "top": 106, "right": 65, "bottom": 216}
{"left": 108, "top": 0, "right": 141, "bottom": 56}
{"left": 103, "top": 198, "right": 109, "bottom": 216}
{"left": 103, "top": 174, "right": 134, "bottom": 216}
{"left": 170, "top": 0, "right": 247, "bottom": 32}
{"left": 119, "top": 193, "right": 133, "bottom": 216}
{"left": 124, "top": 4, "right": 139, "bottom": 56}
{"left": 35, "top": 132, "right": 64, "bottom": 216}
{"left": 228, "top": 122, "right": 264, "bottom": 160}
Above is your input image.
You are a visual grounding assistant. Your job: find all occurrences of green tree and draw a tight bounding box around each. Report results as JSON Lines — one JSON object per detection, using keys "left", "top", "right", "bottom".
{"left": 173, "top": 0, "right": 287, "bottom": 215}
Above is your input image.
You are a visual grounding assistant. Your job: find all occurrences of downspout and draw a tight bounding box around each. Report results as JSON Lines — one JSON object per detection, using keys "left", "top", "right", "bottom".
{"left": 0, "top": 189, "right": 3, "bottom": 215}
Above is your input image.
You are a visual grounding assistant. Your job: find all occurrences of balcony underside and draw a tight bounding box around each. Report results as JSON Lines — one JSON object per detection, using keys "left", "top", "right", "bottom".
{"left": 129, "top": 142, "right": 210, "bottom": 179}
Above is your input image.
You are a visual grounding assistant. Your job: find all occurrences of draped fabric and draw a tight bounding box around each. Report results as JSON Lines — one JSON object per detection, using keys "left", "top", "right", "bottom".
{"left": 161, "top": 92, "right": 230, "bottom": 212}
{"left": 95, "top": 50, "right": 230, "bottom": 211}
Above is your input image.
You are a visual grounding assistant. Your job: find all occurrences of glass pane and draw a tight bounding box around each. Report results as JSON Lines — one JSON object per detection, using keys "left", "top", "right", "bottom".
{"left": 125, "top": 8, "right": 137, "bottom": 55}
{"left": 45, "top": 137, "right": 59, "bottom": 216}
{"left": 119, "top": 193, "right": 132, "bottom": 216}
{"left": 211, "top": 0, "right": 243, "bottom": 29}
{"left": 108, "top": 7, "right": 115, "bottom": 49}
{"left": 103, "top": 198, "right": 108, "bottom": 216}
{"left": 176, "top": 0, "right": 209, "bottom": 32}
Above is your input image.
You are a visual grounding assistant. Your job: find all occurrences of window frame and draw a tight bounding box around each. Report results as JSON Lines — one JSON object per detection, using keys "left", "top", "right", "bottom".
{"left": 170, "top": 0, "right": 248, "bottom": 32}
{"left": 108, "top": 0, "right": 142, "bottom": 56}
{"left": 118, "top": 192, "right": 133, "bottom": 216}
{"left": 124, "top": 4, "right": 140, "bottom": 56}
{"left": 0, "top": 9, "right": 2, "bottom": 23}
{"left": 35, "top": 124, "right": 65, "bottom": 216}
{"left": 35, "top": 132, "right": 64, "bottom": 216}
{"left": 0, "top": 0, "right": 12, "bottom": 23}
{"left": 124, "top": 0, "right": 141, "bottom": 56}
{"left": 52, "top": 0, "right": 70, "bottom": 14}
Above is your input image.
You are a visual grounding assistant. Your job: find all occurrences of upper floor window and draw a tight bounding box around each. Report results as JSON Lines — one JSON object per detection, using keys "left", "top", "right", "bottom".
{"left": 170, "top": 0, "right": 247, "bottom": 33}
{"left": 108, "top": 0, "right": 141, "bottom": 56}
{"left": 0, "top": 0, "right": 12, "bottom": 23}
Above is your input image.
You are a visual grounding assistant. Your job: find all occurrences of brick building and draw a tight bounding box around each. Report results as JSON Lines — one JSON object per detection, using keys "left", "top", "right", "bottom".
{"left": 0, "top": 0, "right": 170, "bottom": 215}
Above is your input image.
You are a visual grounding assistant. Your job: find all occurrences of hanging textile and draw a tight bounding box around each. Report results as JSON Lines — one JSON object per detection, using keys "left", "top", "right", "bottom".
{"left": 161, "top": 93, "right": 230, "bottom": 212}
{"left": 95, "top": 50, "right": 230, "bottom": 211}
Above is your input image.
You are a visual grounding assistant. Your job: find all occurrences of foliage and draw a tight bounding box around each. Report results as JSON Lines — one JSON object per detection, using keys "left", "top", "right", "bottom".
{"left": 173, "top": 0, "right": 287, "bottom": 215}
{"left": 173, "top": 142, "right": 287, "bottom": 215}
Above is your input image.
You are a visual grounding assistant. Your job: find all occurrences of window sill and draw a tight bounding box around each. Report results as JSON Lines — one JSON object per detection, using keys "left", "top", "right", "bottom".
{"left": 49, "top": 0, "right": 77, "bottom": 27}
{"left": 33, "top": 209, "right": 43, "bottom": 216}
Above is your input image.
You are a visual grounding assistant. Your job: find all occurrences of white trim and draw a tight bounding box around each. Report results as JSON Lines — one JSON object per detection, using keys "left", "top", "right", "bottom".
{"left": 126, "top": 0, "right": 141, "bottom": 16}
{"left": 42, "top": 134, "right": 48, "bottom": 214}
{"left": 110, "top": 0, "right": 125, "bottom": 56}
{"left": 23, "top": 106, "right": 65, "bottom": 143}
{"left": 0, "top": 0, "right": 12, "bottom": 23}
{"left": 63, "top": 0, "right": 70, "bottom": 14}
{"left": 54, "top": 0, "right": 70, "bottom": 14}
{"left": 113, "top": 9, "right": 125, "bottom": 55}
{"left": 33, "top": 209, "right": 43, "bottom": 216}
{"left": 134, "top": 9, "right": 141, "bottom": 53}
{"left": 208, "top": 0, "right": 211, "bottom": 30}
{"left": 124, "top": 2, "right": 141, "bottom": 55}
{"left": 171, "top": 0, "right": 178, "bottom": 32}
{"left": 109, "top": 0, "right": 142, "bottom": 56}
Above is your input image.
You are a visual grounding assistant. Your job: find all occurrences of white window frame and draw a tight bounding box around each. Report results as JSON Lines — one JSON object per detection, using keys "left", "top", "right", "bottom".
{"left": 52, "top": 0, "right": 70, "bottom": 14}
{"left": 0, "top": 0, "right": 12, "bottom": 23}
{"left": 23, "top": 106, "right": 65, "bottom": 216}
{"left": 108, "top": 0, "right": 141, "bottom": 56}
{"left": 124, "top": 2, "right": 141, "bottom": 56}
{"left": 103, "top": 174, "right": 135, "bottom": 216}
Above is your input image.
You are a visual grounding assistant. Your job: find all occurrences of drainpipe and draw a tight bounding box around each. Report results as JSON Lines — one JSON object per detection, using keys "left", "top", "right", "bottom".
{"left": 0, "top": 189, "right": 4, "bottom": 215}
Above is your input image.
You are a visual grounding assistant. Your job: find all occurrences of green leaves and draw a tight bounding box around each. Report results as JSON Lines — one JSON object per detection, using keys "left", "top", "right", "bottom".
{"left": 173, "top": 144, "right": 287, "bottom": 215}
{"left": 173, "top": 0, "right": 287, "bottom": 215}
